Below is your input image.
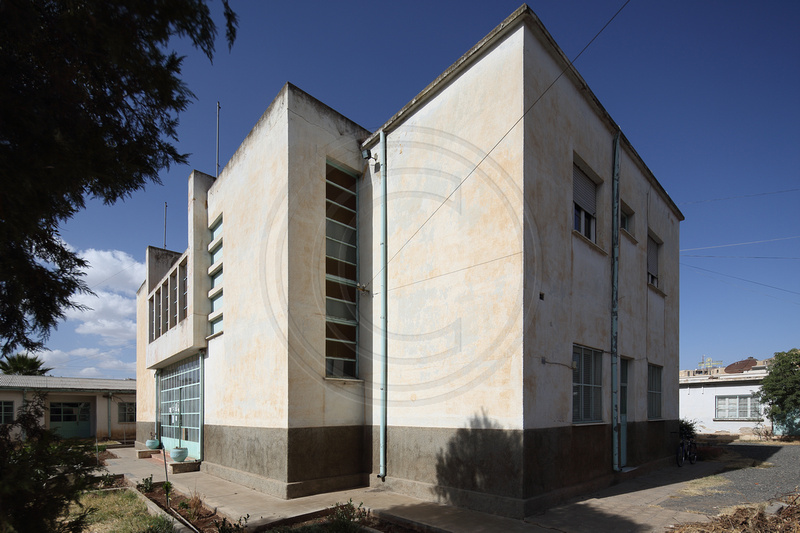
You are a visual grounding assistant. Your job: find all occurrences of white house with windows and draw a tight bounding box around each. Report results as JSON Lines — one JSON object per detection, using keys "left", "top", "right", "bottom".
{"left": 0, "top": 375, "right": 136, "bottom": 441}
{"left": 679, "top": 358, "right": 769, "bottom": 436}
{"left": 136, "top": 5, "right": 682, "bottom": 518}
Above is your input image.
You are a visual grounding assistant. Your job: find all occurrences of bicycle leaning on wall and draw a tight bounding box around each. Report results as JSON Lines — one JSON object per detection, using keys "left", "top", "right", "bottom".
{"left": 674, "top": 422, "right": 698, "bottom": 467}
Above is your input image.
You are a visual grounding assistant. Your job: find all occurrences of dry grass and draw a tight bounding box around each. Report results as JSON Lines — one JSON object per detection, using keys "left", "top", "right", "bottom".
{"left": 68, "top": 489, "right": 173, "bottom": 533}
{"left": 670, "top": 492, "right": 800, "bottom": 533}
{"left": 674, "top": 475, "right": 732, "bottom": 497}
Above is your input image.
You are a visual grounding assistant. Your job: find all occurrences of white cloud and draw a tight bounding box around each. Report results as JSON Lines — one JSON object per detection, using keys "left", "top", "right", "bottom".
{"left": 40, "top": 346, "right": 136, "bottom": 379}
{"left": 80, "top": 249, "right": 146, "bottom": 296}
{"left": 61, "top": 247, "right": 145, "bottom": 345}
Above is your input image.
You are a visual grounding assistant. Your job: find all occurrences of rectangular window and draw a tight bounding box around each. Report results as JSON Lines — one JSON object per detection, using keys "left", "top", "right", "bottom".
{"left": 647, "top": 233, "right": 660, "bottom": 288}
{"left": 715, "top": 395, "right": 762, "bottom": 420}
{"left": 647, "top": 364, "right": 663, "bottom": 419}
{"left": 620, "top": 202, "right": 634, "bottom": 235}
{"left": 573, "top": 345, "right": 602, "bottom": 423}
{"left": 170, "top": 271, "right": 178, "bottom": 327}
{"left": 118, "top": 402, "right": 136, "bottom": 423}
{"left": 179, "top": 260, "right": 188, "bottom": 321}
{"left": 325, "top": 164, "right": 359, "bottom": 378}
{"left": 573, "top": 164, "right": 597, "bottom": 242}
{"left": 159, "top": 355, "right": 202, "bottom": 449}
{"left": 1, "top": 401, "right": 13, "bottom": 424}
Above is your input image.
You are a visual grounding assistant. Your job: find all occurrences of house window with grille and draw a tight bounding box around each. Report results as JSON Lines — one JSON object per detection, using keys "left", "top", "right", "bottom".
{"left": 325, "top": 163, "right": 359, "bottom": 378}
{"left": 573, "top": 164, "right": 597, "bottom": 242}
{"left": 715, "top": 395, "right": 762, "bottom": 420}
{"left": 647, "top": 364, "right": 663, "bottom": 419}
{"left": 573, "top": 345, "right": 603, "bottom": 423}
{"left": 0, "top": 401, "right": 13, "bottom": 424}
{"left": 118, "top": 402, "right": 136, "bottom": 423}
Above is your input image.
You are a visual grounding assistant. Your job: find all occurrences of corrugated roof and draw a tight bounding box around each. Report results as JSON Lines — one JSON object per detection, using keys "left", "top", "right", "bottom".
{"left": 0, "top": 375, "right": 136, "bottom": 392}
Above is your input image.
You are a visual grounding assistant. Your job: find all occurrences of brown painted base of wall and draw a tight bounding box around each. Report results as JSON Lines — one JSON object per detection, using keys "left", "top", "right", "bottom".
{"left": 368, "top": 419, "right": 678, "bottom": 518}
{"left": 201, "top": 424, "right": 366, "bottom": 499}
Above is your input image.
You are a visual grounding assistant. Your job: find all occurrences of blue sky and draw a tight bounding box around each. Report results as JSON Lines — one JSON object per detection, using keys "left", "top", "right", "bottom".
{"left": 43, "top": 1, "right": 799, "bottom": 378}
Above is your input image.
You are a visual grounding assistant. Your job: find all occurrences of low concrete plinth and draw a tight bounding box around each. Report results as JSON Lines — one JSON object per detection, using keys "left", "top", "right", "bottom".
{"left": 170, "top": 461, "right": 201, "bottom": 474}
{"left": 137, "top": 449, "right": 160, "bottom": 459}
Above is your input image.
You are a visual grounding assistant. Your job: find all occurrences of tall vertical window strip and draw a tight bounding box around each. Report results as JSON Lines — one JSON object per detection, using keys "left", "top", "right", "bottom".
{"left": 573, "top": 164, "right": 597, "bottom": 242}
{"left": 208, "top": 217, "right": 223, "bottom": 335}
{"left": 1, "top": 401, "right": 13, "bottom": 424}
{"left": 325, "top": 164, "right": 358, "bottom": 378}
{"left": 179, "top": 260, "right": 188, "bottom": 320}
{"left": 572, "top": 345, "right": 603, "bottom": 423}
{"left": 647, "top": 364, "right": 663, "bottom": 419}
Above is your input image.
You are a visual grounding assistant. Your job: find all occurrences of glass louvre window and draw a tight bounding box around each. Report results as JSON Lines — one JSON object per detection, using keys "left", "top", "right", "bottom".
{"left": 647, "top": 364, "right": 663, "bottom": 419}
{"left": 573, "top": 164, "right": 597, "bottom": 242}
{"left": 572, "top": 345, "right": 602, "bottom": 423}
{"left": 715, "top": 395, "right": 762, "bottom": 420}
{"left": 1, "top": 401, "right": 13, "bottom": 424}
{"left": 208, "top": 217, "right": 223, "bottom": 335}
{"left": 118, "top": 402, "right": 136, "bottom": 423}
{"left": 325, "top": 164, "right": 359, "bottom": 378}
{"left": 159, "top": 356, "right": 201, "bottom": 445}
{"left": 179, "top": 260, "right": 188, "bottom": 320}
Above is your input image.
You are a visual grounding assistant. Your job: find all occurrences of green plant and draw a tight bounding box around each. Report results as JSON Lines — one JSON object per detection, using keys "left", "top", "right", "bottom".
{"left": 0, "top": 392, "right": 98, "bottom": 533}
{"left": 213, "top": 513, "right": 249, "bottom": 532}
{"left": 137, "top": 474, "right": 154, "bottom": 493}
{"left": 100, "top": 472, "right": 116, "bottom": 488}
{"left": 328, "top": 499, "right": 370, "bottom": 532}
{"left": 679, "top": 418, "right": 698, "bottom": 440}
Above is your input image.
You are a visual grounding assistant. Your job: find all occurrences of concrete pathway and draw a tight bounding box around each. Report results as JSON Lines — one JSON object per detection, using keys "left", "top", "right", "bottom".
{"left": 105, "top": 447, "right": 721, "bottom": 532}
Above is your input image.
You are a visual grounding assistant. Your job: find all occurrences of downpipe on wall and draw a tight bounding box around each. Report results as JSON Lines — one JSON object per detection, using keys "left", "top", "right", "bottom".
{"left": 611, "top": 130, "right": 621, "bottom": 472}
{"left": 378, "top": 130, "right": 388, "bottom": 481}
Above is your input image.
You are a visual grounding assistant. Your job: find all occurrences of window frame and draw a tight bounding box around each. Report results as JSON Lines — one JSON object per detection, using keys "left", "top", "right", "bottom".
{"left": 647, "top": 232, "right": 661, "bottom": 288}
{"left": 715, "top": 395, "right": 763, "bottom": 421}
{"left": 573, "top": 163, "right": 598, "bottom": 243}
{"left": 572, "top": 345, "right": 603, "bottom": 423}
{"left": 118, "top": 402, "right": 136, "bottom": 423}
{"left": 647, "top": 364, "right": 663, "bottom": 420}
{"left": 0, "top": 401, "right": 13, "bottom": 424}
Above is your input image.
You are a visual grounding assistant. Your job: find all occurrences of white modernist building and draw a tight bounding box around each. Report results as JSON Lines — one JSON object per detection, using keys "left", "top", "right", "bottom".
{"left": 136, "top": 5, "right": 683, "bottom": 517}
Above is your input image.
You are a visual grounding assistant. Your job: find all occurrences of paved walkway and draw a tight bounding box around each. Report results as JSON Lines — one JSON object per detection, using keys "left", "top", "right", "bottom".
{"left": 106, "top": 447, "right": 722, "bottom": 532}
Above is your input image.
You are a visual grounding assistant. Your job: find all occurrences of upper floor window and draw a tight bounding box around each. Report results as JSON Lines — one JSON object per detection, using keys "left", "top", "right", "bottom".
{"left": 620, "top": 201, "right": 634, "bottom": 236}
{"left": 647, "top": 233, "right": 661, "bottom": 288}
{"left": 573, "top": 164, "right": 597, "bottom": 242}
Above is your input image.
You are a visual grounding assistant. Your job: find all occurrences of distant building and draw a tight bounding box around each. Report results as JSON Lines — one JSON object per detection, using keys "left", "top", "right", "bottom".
{"left": 679, "top": 358, "right": 769, "bottom": 437}
{"left": 136, "top": 5, "right": 683, "bottom": 517}
{"left": 0, "top": 375, "right": 136, "bottom": 441}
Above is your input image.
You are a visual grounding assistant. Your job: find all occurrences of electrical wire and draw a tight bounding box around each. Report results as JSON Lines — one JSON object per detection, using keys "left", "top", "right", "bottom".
{"left": 679, "top": 188, "right": 800, "bottom": 206}
{"left": 681, "top": 263, "right": 800, "bottom": 296}
{"left": 680, "top": 235, "right": 800, "bottom": 252}
{"left": 366, "top": 0, "right": 632, "bottom": 289}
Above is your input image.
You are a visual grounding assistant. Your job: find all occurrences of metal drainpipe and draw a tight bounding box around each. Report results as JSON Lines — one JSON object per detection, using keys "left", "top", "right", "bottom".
{"left": 378, "top": 130, "right": 388, "bottom": 481}
{"left": 611, "top": 130, "right": 621, "bottom": 472}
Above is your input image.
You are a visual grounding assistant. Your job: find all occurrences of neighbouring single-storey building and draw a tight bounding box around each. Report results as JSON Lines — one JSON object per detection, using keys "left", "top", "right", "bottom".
{"left": 136, "top": 5, "right": 683, "bottom": 517}
{"left": 0, "top": 375, "right": 137, "bottom": 441}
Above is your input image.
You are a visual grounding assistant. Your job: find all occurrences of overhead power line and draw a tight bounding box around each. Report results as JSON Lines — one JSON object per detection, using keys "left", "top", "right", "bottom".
{"left": 679, "top": 188, "right": 800, "bottom": 206}
{"left": 368, "top": 0, "right": 632, "bottom": 288}
{"left": 680, "top": 235, "right": 800, "bottom": 252}
{"left": 681, "top": 263, "right": 800, "bottom": 296}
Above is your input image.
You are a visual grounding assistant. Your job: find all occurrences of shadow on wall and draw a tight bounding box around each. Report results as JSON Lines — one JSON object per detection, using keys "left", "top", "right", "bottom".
{"left": 433, "top": 410, "right": 523, "bottom": 508}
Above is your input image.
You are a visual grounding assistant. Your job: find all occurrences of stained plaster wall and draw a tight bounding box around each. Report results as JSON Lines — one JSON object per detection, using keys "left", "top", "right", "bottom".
{"left": 361, "top": 24, "right": 526, "bottom": 433}
{"left": 520, "top": 18, "right": 681, "bottom": 433}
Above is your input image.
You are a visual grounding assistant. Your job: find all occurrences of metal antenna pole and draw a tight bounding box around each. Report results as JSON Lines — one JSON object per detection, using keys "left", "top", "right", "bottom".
{"left": 163, "top": 202, "right": 167, "bottom": 248}
{"left": 216, "top": 101, "right": 220, "bottom": 178}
